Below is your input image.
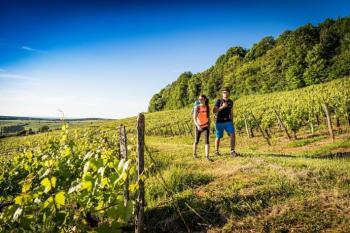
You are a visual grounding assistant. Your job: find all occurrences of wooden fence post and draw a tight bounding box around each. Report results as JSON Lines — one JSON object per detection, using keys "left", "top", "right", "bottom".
{"left": 322, "top": 103, "right": 335, "bottom": 141}
{"left": 135, "top": 113, "right": 145, "bottom": 233}
{"left": 119, "top": 124, "right": 129, "bottom": 206}
{"left": 251, "top": 112, "right": 271, "bottom": 146}
{"left": 243, "top": 114, "right": 251, "bottom": 138}
{"left": 273, "top": 108, "right": 291, "bottom": 140}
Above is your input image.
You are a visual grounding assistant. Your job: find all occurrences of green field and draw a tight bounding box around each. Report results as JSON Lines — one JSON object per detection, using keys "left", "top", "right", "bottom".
{"left": 0, "top": 119, "right": 109, "bottom": 137}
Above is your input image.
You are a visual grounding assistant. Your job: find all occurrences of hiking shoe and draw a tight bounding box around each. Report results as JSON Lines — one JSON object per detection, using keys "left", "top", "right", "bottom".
{"left": 193, "top": 154, "right": 198, "bottom": 159}
{"left": 214, "top": 150, "right": 221, "bottom": 156}
{"left": 230, "top": 150, "right": 237, "bottom": 157}
{"left": 206, "top": 156, "right": 213, "bottom": 162}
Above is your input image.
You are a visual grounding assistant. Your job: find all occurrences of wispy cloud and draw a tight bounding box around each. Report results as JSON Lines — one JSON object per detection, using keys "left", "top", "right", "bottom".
{"left": 0, "top": 72, "right": 35, "bottom": 81}
{"left": 20, "top": 46, "right": 48, "bottom": 54}
{"left": 0, "top": 42, "right": 48, "bottom": 54}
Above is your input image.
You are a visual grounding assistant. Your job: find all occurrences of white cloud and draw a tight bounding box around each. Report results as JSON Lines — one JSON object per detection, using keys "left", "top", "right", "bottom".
{"left": 0, "top": 73, "right": 35, "bottom": 81}
{"left": 20, "top": 46, "right": 48, "bottom": 54}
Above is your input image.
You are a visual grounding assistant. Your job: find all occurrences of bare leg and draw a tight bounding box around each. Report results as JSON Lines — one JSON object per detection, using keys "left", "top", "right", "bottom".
{"left": 230, "top": 132, "right": 236, "bottom": 151}
{"left": 215, "top": 138, "right": 220, "bottom": 154}
{"left": 205, "top": 144, "right": 209, "bottom": 158}
{"left": 230, "top": 132, "right": 236, "bottom": 156}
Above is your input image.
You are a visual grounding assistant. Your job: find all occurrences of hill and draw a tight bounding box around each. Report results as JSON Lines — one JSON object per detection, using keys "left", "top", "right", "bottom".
{"left": 149, "top": 16, "right": 350, "bottom": 112}
{"left": 0, "top": 116, "right": 110, "bottom": 121}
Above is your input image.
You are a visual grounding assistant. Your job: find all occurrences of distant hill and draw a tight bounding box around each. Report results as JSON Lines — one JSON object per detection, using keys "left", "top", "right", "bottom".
{"left": 149, "top": 16, "right": 350, "bottom": 112}
{"left": 0, "top": 116, "right": 111, "bottom": 121}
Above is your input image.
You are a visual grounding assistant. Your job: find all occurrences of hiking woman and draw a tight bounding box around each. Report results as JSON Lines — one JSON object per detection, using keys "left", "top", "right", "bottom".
{"left": 193, "top": 94, "right": 212, "bottom": 161}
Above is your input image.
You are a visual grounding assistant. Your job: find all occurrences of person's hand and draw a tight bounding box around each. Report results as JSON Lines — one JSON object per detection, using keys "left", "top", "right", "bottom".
{"left": 196, "top": 125, "right": 203, "bottom": 131}
{"left": 221, "top": 102, "right": 228, "bottom": 109}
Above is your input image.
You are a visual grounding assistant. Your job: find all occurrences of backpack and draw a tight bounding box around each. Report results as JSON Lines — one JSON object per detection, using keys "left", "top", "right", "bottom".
{"left": 191, "top": 100, "right": 201, "bottom": 115}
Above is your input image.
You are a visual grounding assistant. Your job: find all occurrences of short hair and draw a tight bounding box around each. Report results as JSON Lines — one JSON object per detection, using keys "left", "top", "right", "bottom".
{"left": 222, "top": 87, "right": 230, "bottom": 93}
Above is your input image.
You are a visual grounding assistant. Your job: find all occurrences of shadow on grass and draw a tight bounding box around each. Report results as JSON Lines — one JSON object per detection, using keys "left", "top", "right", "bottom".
{"left": 239, "top": 152, "right": 350, "bottom": 160}
{"left": 311, "top": 151, "right": 350, "bottom": 159}
{"left": 144, "top": 198, "right": 226, "bottom": 233}
{"left": 239, "top": 152, "right": 298, "bottom": 158}
{"left": 143, "top": 178, "right": 297, "bottom": 233}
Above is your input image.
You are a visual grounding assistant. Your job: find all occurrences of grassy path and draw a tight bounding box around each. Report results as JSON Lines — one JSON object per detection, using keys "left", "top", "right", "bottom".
{"left": 142, "top": 135, "right": 350, "bottom": 232}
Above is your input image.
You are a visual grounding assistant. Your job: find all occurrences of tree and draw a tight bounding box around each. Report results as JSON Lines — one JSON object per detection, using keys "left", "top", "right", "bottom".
{"left": 304, "top": 44, "right": 327, "bottom": 85}
{"left": 245, "top": 36, "right": 275, "bottom": 61}
{"left": 187, "top": 75, "right": 201, "bottom": 103}
{"left": 285, "top": 64, "right": 305, "bottom": 89}
{"left": 39, "top": 125, "right": 50, "bottom": 133}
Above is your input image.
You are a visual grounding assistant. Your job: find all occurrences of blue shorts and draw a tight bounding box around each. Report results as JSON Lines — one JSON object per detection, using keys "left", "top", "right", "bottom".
{"left": 215, "top": 121, "right": 235, "bottom": 139}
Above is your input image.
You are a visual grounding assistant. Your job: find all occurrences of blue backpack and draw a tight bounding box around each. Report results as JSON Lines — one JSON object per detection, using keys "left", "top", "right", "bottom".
{"left": 191, "top": 100, "right": 200, "bottom": 115}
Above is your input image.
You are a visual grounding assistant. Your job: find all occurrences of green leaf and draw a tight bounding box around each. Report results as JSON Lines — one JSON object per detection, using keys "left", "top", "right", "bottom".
{"left": 80, "top": 181, "right": 93, "bottom": 191}
{"left": 54, "top": 211, "right": 67, "bottom": 226}
{"left": 122, "top": 201, "right": 134, "bottom": 223}
{"left": 68, "top": 184, "right": 80, "bottom": 194}
{"left": 40, "top": 168, "right": 51, "bottom": 179}
{"left": 51, "top": 177, "right": 57, "bottom": 188}
{"left": 83, "top": 151, "right": 93, "bottom": 161}
{"left": 14, "top": 195, "right": 23, "bottom": 205}
{"left": 22, "top": 181, "right": 31, "bottom": 193}
{"left": 12, "top": 207, "right": 23, "bottom": 221}
{"left": 55, "top": 191, "right": 65, "bottom": 208}
{"left": 43, "top": 196, "right": 53, "bottom": 208}
{"left": 26, "top": 151, "right": 33, "bottom": 159}
{"left": 90, "top": 158, "right": 103, "bottom": 172}
{"left": 62, "top": 147, "right": 71, "bottom": 157}
{"left": 123, "top": 160, "right": 130, "bottom": 172}
{"left": 41, "top": 178, "right": 51, "bottom": 193}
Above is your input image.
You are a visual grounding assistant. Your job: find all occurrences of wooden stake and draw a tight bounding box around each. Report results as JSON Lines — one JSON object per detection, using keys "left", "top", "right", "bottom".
{"left": 251, "top": 112, "right": 271, "bottom": 146}
{"left": 119, "top": 124, "right": 129, "bottom": 206}
{"left": 322, "top": 103, "right": 335, "bottom": 141}
{"left": 243, "top": 114, "right": 251, "bottom": 138}
{"left": 273, "top": 109, "right": 291, "bottom": 140}
{"left": 135, "top": 114, "right": 145, "bottom": 233}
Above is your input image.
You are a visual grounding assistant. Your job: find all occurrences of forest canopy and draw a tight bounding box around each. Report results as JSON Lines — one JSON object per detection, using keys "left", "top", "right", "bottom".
{"left": 148, "top": 17, "right": 350, "bottom": 112}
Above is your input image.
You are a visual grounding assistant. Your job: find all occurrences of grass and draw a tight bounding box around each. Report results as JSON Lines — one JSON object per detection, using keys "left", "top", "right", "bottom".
{"left": 288, "top": 135, "right": 327, "bottom": 147}
{"left": 146, "top": 165, "right": 214, "bottom": 206}
{"left": 141, "top": 130, "right": 350, "bottom": 232}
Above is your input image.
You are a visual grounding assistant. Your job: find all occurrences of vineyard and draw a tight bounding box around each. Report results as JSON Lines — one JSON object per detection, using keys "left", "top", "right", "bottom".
{"left": 0, "top": 123, "right": 137, "bottom": 232}
{"left": 131, "top": 77, "right": 349, "bottom": 145}
{"left": 0, "top": 77, "right": 350, "bottom": 232}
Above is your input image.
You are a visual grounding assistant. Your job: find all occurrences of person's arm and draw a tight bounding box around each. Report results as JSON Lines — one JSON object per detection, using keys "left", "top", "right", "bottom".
{"left": 208, "top": 106, "right": 211, "bottom": 127}
{"left": 229, "top": 101, "right": 234, "bottom": 121}
{"left": 213, "top": 99, "right": 226, "bottom": 114}
{"left": 214, "top": 104, "right": 228, "bottom": 114}
{"left": 193, "top": 107, "right": 200, "bottom": 129}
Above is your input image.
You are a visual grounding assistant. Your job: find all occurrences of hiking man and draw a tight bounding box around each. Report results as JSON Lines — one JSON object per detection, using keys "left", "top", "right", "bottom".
{"left": 213, "top": 88, "right": 236, "bottom": 156}
{"left": 193, "top": 94, "right": 212, "bottom": 161}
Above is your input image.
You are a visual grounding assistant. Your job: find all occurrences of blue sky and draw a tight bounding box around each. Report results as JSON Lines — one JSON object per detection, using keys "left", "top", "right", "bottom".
{"left": 0, "top": 0, "right": 349, "bottom": 118}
